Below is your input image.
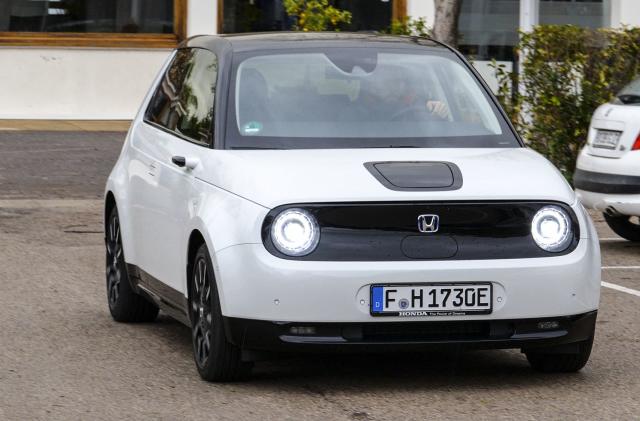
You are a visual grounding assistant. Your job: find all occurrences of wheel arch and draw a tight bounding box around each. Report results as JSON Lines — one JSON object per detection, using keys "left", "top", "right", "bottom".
{"left": 104, "top": 182, "right": 137, "bottom": 266}
{"left": 184, "top": 186, "right": 268, "bottom": 318}
{"left": 186, "top": 229, "right": 210, "bottom": 311}
{"left": 185, "top": 225, "right": 232, "bottom": 318}
{"left": 187, "top": 229, "right": 206, "bottom": 284}
{"left": 104, "top": 191, "right": 117, "bottom": 231}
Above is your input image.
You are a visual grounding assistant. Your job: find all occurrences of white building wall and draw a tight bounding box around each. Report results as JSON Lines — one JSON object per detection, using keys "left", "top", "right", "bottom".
{"left": 0, "top": 48, "right": 171, "bottom": 119}
{"left": 1, "top": 0, "right": 639, "bottom": 120}
{"left": 187, "top": 0, "right": 218, "bottom": 36}
{"left": 0, "top": 0, "right": 217, "bottom": 120}
{"left": 611, "top": 0, "right": 640, "bottom": 27}
{"left": 407, "top": 0, "right": 435, "bottom": 24}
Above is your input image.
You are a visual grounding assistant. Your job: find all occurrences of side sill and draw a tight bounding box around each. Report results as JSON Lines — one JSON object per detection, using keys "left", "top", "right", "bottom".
{"left": 126, "top": 264, "right": 190, "bottom": 327}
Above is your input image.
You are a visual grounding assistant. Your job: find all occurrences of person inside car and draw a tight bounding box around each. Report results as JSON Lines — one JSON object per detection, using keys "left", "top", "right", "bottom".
{"left": 367, "top": 65, "right": 450, "bottom": 121}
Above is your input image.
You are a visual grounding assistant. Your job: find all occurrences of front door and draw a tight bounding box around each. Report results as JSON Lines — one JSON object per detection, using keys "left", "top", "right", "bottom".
{"left": 129, "top": 47, "right": 219, "bottom": 296}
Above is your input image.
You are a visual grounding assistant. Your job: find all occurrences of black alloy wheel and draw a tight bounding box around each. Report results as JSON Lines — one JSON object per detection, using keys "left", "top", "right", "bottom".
{"left": 105, "top": 206, "right": 158, "bottom": 322}
{"left": 192, "top": 255, "right": 213, "bottom": 368}
{"left": 603, "top": 213, "right": 640, "bottom": 242}
{"left": 190, "top": 244, "right": 251, "bottom": 382}
{"left": 106, "top": 212, "right": 123, "bottom": 309}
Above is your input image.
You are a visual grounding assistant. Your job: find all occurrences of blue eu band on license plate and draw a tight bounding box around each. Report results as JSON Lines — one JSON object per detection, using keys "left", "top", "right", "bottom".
{"left": 370, "top": 283, "right": 493, "bottom": 317}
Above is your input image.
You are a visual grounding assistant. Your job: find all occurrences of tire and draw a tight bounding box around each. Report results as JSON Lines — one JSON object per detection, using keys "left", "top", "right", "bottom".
{"left": 603, "top": 213, "right": 640, "bottom": 242}
{"left": 106, "top": 206, "right": 159, "bottom": 323}
{"left": 190, "top": 243, "right": 252, "bottom": 382}
{"left": 525, "top": 336, "right": 594, "bottom": 373}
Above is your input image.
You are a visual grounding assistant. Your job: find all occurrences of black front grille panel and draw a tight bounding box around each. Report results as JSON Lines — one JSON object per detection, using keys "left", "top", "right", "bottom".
{"left": 278, "top": 320, "right": 529, "bottom": 343}
{"left": 262, "top": 202, "right": 580, "bottom": 261}
{"left": 360, "top": 321, "right": 496, "bottom": 342}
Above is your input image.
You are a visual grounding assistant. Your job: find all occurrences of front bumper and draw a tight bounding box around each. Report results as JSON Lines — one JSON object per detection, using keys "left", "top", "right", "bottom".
{"left": 575, "top": 188, "right": 640, "bottom": 216}
{"left": 213, "top": 237, "right": 600, "bottom": 323}
{"left": 574, "top": 169, "right": 640, "bottom": 195}
{"left": 576, "top": 188, "right": 640, "bottom": 216}
{"left": 224, "top": 311, "right": 597, "bottom": 353}
{"left": 575, "top": 149, "right": 640, "bottom": 215}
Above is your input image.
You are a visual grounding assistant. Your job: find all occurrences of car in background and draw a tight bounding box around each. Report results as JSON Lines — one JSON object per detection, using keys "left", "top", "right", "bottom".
{"left": 104, "top": 33, "right": 601, "bottom": 382}
{"left": 575, "top": 77, "right": 640, "bottom": 241}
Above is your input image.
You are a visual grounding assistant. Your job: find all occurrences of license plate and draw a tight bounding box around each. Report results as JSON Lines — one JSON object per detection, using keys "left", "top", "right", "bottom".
{"left": 370, "top": 283, "right": 493, "bottom": 317}
{"left": 593, "top": 129, "right": 622, "bottom": 149}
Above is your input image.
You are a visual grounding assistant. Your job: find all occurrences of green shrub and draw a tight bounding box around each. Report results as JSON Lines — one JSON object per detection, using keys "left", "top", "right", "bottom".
{"left": 387, "top": 17, "right": 431, "bottom": 38}
{"left": 493, "top": 25, "right": 640, "bottom": 181}
{"left": 283, "top": 0, "right": 351, "bottom": 32}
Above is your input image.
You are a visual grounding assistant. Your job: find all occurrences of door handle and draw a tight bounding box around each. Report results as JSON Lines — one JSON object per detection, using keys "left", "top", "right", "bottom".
{"left": 171, "top": 156, "right": 186, "bottom": 167}
{"left": 171, "top": 156, "right": 199, "bottom": 170}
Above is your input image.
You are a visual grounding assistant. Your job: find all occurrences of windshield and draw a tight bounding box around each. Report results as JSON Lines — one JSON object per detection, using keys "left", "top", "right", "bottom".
{"left": 226, "top": 48, "right": 519, "bottom": 149}
{"left": 614, "top": 77, "right": 640, "bottom": 105}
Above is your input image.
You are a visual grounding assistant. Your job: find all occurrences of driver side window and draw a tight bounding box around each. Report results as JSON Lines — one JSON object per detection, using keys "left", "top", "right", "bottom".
{"left": 145, "top": 48, "right": 218, "bottom": 146}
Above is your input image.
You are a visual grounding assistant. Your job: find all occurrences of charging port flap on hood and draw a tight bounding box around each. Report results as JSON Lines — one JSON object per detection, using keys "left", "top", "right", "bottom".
{"left": 364, "top": 161, "right": 463, "bottom": 191}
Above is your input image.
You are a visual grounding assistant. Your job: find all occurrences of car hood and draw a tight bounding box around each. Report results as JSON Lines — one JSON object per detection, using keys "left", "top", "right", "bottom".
{"left": 200, "top": 148, "right": 576, "bottom": 209}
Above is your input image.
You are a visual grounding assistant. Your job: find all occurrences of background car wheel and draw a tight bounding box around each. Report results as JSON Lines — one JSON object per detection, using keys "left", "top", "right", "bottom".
{"left": 190, "top": 244, "right": 252, "bottom": 382}
{"left": 603, "top": 213, "right": 640, "bottom": 242}
{"left": 525, "top": 336, "right": 594, "bottom": 373}
{"left": 106, "top": 207, "right": 159, "bottom": 322}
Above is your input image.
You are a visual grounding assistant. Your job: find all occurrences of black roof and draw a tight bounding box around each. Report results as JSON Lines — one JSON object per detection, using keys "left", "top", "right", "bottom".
{"left": 182, "top": 32, "right": 448, "bottom": 53}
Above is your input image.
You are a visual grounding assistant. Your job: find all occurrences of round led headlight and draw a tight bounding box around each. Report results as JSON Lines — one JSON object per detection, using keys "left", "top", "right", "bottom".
{"left": 531, "top": 206, "right": 573, "bottom": 252}
{"left": 270, "top": 208, "right": 320, "bottom": 256}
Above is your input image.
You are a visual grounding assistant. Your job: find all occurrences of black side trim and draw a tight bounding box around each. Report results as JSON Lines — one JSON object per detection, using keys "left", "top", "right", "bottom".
{"left": 574, "top": 169, "right": 640, "bottom": 194}
{"left": 364, "top": 161, "right": 463, "bottom": 191}
{"left": 223, "top": 311, "right": 597, "bottom": 353}
{"left": 126, "top": 264, "right": 190, "bottom": 326}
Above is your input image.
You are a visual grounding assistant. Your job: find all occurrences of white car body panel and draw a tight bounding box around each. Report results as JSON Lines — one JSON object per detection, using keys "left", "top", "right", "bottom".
{"left": 576, "top": 103, "right": 640, "bottom": 215}
{"left": 584, "top": 104, "right": 640, "bottom": 161}
{"left": 576, "top": 188, "right": 640, "bottom": 216}
{"left": 199, "top": 147, "right": 576, "bottom": 209}
{"left": 215, "top": 238, "right": 600, "bottom": 322}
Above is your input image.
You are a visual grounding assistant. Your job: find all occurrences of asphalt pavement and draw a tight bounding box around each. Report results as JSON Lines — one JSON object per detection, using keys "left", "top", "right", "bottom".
{"left": 1, "top": 131, "right": 639, "bottom": 420}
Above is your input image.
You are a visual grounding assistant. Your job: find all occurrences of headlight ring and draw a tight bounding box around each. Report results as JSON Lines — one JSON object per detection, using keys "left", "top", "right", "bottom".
{"left": 531, "top": 205, "right": 573, "bottom": 252}
{"left": 270, "top": 208, "right": 320, "bottom": 256}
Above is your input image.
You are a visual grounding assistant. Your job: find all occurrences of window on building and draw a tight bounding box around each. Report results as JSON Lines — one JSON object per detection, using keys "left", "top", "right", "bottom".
{"left": 539, "top": 0, "right": 610, "bottom": 28}
{"left": 0, "top": 0, "right": 186, "bottom": 47}
{"left": 0, "top": 0, "right": 173, "bottom": 33}
{"left": 221, "top": 0, "right": 398, "bottom": 33}
{"left": 222, "top": 0, "right": 288, "bottom": 32}
{"left": 334, "top": 0, "right": 392, "bottom": 32}
{"left": 457, "top": 0, "right": 520, "bottom": 62}
{"left": 457, "top": 0, "right": 611, "bottom": 63}
{"left": 145, "top": 48, "right": 218, "bottom": 146}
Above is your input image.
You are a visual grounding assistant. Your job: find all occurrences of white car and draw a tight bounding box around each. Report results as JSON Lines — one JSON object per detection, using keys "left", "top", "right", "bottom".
{"left": 104, "top": 33, "right": 600, "bottom": 382}
{"left": 575, "top": 77, "right": 640, "bottom": 241}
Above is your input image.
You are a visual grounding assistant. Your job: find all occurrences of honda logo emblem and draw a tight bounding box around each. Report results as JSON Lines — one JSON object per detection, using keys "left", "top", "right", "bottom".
{"left": 417, "top": 214, "right": 439, "bottom": 233}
